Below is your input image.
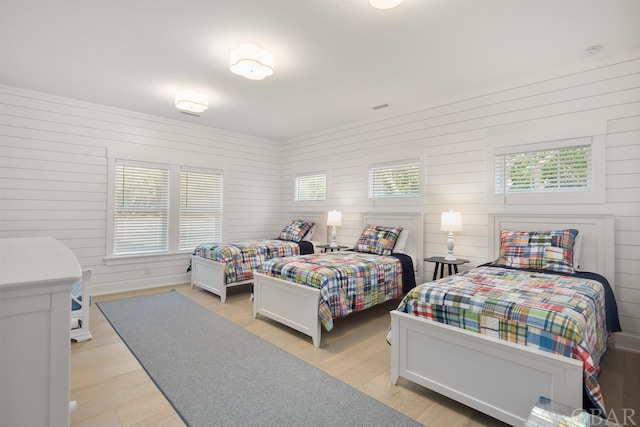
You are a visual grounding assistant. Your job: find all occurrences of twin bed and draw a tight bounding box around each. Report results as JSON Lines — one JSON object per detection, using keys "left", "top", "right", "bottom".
{"left": 390, "top": 214, "right": 619, "bottom": 426}
{"left": 253, "top": 212, "right": 424, "bottom": 347}
{"left": 190, "top": 212, "right": 327, "bottom": 302}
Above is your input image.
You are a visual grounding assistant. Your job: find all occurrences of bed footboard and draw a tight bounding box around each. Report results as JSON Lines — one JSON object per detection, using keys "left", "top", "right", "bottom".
{"left": 191, "top": 255, "right": 254, "bottom": 303}
{"left": 190, "top": 255, "right": 228, "bottom": 301}
{"left": 253, "top": 272, "right": 322, "bottom": 347}
{"left": 390, "top": 310, "right": 583, "bottom": 426}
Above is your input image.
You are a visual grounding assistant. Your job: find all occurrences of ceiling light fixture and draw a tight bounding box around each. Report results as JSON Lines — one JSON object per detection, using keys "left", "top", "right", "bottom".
{"left": 229, "top": 43, "right": 274, "bottom": 80}
{"left": 369, "top": 0, "right": 404, "bottom": 9}
{"left": 175, "top": 90, "right": 209, "bottom": 113}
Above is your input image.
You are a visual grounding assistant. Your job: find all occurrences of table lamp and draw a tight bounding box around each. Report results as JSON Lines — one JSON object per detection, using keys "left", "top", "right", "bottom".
{"left": 327, "top": 210, "right": 342, "bottom": 247}
{"left": 441, "top": 211, "right": 463, "bottom": 261}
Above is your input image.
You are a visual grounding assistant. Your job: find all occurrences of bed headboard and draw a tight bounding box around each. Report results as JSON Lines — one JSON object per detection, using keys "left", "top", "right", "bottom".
{"left": 287, "top": 211, "right": 328, "bottom": 245}
{"left": 488, "top": 214, "right": 615, "bottom": 289}
{"left": 360, "top": 212, "right": 424, "bottom": 283}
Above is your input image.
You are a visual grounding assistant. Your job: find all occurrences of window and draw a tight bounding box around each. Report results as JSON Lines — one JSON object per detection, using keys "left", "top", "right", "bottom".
{"left": 486, "top": 122, "right": 606, "bottom": 205}
{"left": 110, "top": 160, "right": 224, "bottom": 258}
{"left": 114, "top": 162, "right": 169, "bottom": 255}
{"left": 295, "top": 173, "right": 326, "bottom": 201}
{"left": 495, "top": 145, "right": 592, "bottom": 195}
{"left": 179, "top": 169, "right": 223, "bottom": 250}
{"left": 369, "top": 161, "right": 420, "bottom": 199}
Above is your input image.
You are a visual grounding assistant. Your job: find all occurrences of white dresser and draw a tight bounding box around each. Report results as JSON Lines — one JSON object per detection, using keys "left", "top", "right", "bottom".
{"left": 0, "top": 238, "right": 81, "bottom": 427}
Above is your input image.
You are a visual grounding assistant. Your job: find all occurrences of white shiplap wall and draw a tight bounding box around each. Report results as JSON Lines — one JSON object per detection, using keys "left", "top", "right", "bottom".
{"left": 281, "top": 53, "right": 640, "bottom": 351}
{"left": 0, "top": 85, "right": 284, "bottom": 295}
{"left": 0, "top": 52, "right": 638, "bottom": 350}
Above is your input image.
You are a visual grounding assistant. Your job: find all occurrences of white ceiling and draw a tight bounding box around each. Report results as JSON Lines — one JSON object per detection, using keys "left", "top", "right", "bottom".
{"left": 1, "top": 0, "right": 639, "bottom": 141}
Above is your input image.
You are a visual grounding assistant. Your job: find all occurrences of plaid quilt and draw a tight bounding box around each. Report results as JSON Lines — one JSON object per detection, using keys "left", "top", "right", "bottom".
{"left": 395, "top": 265, "right": 609, "bottom": 414}
{"left": 261, "top": 252, "right": 404, "bottom": 331}
{"left": 194, "top": 240, "right": 302, "bottom": 284}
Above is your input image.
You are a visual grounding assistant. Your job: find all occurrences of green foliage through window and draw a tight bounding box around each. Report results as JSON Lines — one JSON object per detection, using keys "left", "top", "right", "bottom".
{"left": 114, "top": 162, "right": 223, "bottom": 255}
{"left": 369, "top": 162, "right": 420, "bottom": 199}
{"left": 114, "top": 163, "right": 169, "bottom": 255}
{"left": 179, "top": 170, "right": 223, "bottom": 250}
{"left": 496, "top": 145, "right": 591, "bottom": 194}
{"left": 296, "top": 173, "right": 326, "bottom": 201}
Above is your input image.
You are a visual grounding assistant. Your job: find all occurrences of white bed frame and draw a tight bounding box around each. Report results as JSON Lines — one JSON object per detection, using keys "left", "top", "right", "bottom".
{"left": 191, "top": 212, "right": 328, "bottom": 302}
{"left": 253, "top": 212, "right": 424, "bottom": 347}
{"left": 390, "top": 214, "right": 615, "bottom": 426}
{"left": 70, "top": 269, "right": 92, "bottom": 342}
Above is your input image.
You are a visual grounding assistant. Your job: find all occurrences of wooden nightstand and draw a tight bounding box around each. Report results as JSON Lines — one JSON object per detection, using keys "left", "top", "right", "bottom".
{"left": 424, "top": 256, "right": 469, "bottom": 280}
{"left": 316, "top": 244, "right": 349, "bottom": 253}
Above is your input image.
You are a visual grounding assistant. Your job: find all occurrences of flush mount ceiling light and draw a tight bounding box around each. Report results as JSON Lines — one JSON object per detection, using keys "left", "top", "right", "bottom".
{"left": 229, "top": 43, "right": 274, "bottom": 80}
{"left": 369, "top": 0, "right": 404, "bottom": 9}
{"left": 175, "top": 90, "right": 209, "bottom": 113}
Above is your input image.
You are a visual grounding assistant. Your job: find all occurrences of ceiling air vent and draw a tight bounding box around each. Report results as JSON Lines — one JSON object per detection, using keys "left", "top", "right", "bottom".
{"left": 373, "top": 103, "right": 390, "bottom": 110}
{"left": 180, "top": 111, "right": 200, "bottom": 117}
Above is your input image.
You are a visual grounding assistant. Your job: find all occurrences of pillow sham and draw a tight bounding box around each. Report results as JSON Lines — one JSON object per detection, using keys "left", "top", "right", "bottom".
{"left": 493, "top": 228, "right": 579, "bottom": 274}
{"left": 278, "top": 219, "right": 315, "bottom": 243}
{"left": 356, "top": 224, "right": 403, "bottom": 255}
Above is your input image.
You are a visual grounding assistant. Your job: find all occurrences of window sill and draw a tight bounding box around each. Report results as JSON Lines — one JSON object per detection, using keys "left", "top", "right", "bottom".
{"left": 104, "top": 251, "right": 192, "bottom": 266}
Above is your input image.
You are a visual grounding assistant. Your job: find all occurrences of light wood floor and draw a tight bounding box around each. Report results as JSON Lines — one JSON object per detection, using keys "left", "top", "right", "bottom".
{"left": 71, "top": 283, "right": 640, "bottom": 427}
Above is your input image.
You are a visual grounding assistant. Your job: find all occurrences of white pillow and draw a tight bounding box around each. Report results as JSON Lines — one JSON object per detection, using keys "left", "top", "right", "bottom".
{"left": 573, "top": 231, "right": 583, "bottom": 269}
{"left": 302, "top": 224, "right": 315, "bottom": 242}
{"left": 393, "top": 229, "right": 410, "bottom": 253}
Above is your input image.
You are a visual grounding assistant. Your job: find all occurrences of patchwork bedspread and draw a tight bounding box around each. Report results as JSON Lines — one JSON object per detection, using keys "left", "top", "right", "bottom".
{"left": 261, "top": 252, "right": 404, "bottom": 331}
{"left": 194, "top": 240, "right": 303, "bottom": 284}
{"left": 396, "top": 265, "right": 609, "bottom": 413}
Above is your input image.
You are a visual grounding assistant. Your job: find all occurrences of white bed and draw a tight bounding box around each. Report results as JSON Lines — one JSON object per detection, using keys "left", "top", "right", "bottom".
{"left": 191, "top": 212, "right": 327, "bottom": 302}
{"left": 253, "top": 212, "right": 424, "bottom": 347}
{"left": 390, "top": 213, "right": 615, "bottom": 426}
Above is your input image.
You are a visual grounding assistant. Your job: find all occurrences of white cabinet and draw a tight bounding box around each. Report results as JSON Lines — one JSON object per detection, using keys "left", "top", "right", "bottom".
{"left": 1, "top": 238, "right": 81, "bottom": 427}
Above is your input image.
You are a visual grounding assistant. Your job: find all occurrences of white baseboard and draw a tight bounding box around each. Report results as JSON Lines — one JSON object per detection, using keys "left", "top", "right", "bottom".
{"left": 91, "top": 273, "right": 190, "bottom": 296}
{"left": 611, "top": 332, "right": 640, "bottom": 354}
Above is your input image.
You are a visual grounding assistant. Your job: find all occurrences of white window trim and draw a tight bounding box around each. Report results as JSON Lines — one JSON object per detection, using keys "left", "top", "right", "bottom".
{"left": 366, "top": 157, "right": 426, "bottom": 207}
{"left": 107, "top": 158, "right": 167, "bottom": 261}
{"left": 294, "top": 170, "right": 328, "bottom": 207}
{"left": 106, "top": 158, "right": 225, "bottom": 264}
{"left": 179, "top": 166, "right": 224, "bottom": 251}
{"left": 485, "top": 122, "right": 606, "bottom": 205}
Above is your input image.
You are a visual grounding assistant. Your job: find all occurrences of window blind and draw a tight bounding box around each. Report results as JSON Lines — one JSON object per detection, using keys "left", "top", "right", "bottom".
{"left": 495, "top": 145, "right": 592, "bottom": 195}
{"left": 179, "top": 169, "right": 223, "bottom": 250}
{"left": 369, "top": 161, "right": 420, "bottom": 199}
{"left": 295, "top": 173, "right": 326, "bottom": 201}
{"left": 114, "top": 163, "right": 169, "bottom": 255}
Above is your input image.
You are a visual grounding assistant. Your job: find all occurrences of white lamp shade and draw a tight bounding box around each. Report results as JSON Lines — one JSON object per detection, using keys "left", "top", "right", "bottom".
{"left": 229, "top": 43, "right": 274, "bottom": 80}
{"left": 369, "top": 0, "right": 404, "bottom": 9}
{"left": 175, "top": 90, "right": 209, "bottom": 113}
{"left": 327, "top": 210, "right": 342, "bottom": 227}
{"left": 440, "top": 211, "right": 463, "bottom": 232}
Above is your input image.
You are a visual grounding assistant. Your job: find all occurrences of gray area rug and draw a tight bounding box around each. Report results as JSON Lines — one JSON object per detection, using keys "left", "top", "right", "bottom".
{"left": 97, "top": 290, "right": 422, "bottom": 427}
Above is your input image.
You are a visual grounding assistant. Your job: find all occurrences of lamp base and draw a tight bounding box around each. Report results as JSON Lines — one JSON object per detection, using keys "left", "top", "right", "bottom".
{"left": 330, "top": 226, "right": 338, "bottom": 247}
{"left": 444, "top": 232, "right": 457, "bottom": 261}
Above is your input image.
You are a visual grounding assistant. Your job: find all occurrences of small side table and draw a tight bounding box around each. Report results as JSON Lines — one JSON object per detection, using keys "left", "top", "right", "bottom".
{"left": 424, "top": 256, "right": 469, "bottom": 280}
{"left": 316, "top": 244, "right": 349, "bottom": 253}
